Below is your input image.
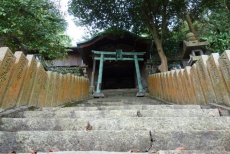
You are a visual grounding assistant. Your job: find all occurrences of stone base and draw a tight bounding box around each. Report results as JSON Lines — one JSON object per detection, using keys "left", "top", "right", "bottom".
{"left": 93, "top": 92, "right": 104, "bottom": 98}
{"left": 136, "top": 92, "right": 145, "bottom": 97}
{"left": 89, "top": 86, "right": 95, "bottom": 94}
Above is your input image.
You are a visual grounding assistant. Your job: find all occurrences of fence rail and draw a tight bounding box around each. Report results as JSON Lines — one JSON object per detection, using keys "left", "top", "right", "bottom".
{"left": 0, "top": 47, "right": 89, "bottom": 111}
{"left": 148, "top": 50, "right": 230, "bottom": 106}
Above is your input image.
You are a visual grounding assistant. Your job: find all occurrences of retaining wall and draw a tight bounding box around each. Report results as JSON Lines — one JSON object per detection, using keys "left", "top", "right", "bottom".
{"left": 0, "top": 47, "right": 89, "bottom": 111}
{"left": 148, "top": 50, "right": 230, "bottom": 106}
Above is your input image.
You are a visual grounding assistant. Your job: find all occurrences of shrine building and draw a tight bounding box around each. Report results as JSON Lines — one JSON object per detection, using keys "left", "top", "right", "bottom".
{"left": 68, "top": 31, "right": 152, "bottom": 97}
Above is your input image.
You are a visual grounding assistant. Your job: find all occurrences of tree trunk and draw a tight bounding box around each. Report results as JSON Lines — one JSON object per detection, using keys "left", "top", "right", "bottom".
{"left": 149, "top": 25, "right": 168, "bottom": 72}
{"left": 155, "top": 39, "right": 168, "bottom": 72}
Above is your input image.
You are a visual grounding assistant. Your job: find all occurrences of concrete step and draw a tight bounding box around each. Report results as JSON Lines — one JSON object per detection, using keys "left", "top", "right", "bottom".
{"left": 2, "top": 152, "right": 147, "bottom": 154}
{"left": 2, "top": 151, "right": 230, "bottom": 154}
{"left": 0, "top": 130, "right": 229, "bottom": 152}
{"left": 20, "top": 109, "right": 220, "bottom": 118}
{"left": 38, "top": 105, "right": 202, "bottom": 112}
{"left": 1, "top": 117, "right": 230, "bottom": 131}
{"left": 157, "top": 150, "right": 230, "bottom": 154}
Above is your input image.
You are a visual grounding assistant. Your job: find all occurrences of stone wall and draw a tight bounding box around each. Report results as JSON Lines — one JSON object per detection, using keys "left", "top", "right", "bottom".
{"left": 0, "top": 47, "right": 89, "bottom": 111}
{"left": 148, "top": 50, "right": 230, "bottom": 106}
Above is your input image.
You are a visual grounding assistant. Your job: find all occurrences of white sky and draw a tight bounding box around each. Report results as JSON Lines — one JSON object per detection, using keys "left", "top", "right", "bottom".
{"left": 59, "top": 0, "right": 86, "bottom": 46}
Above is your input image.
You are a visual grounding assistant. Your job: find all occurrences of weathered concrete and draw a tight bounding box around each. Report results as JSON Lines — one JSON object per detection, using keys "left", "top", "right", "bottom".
{"left": 45, "top": 71, "right": 55, "bottom": 107}
{"left": 196, "top": 55, "right": 217, "bottom": 104}
{"left": 51, "top": 72, "right": 61, "bottom": 107}
{"left": 1, "top": 117, "right": 230, "bottom": 131}
{"left": 178, "top": 69, "right": 189, "bottom": 104}
{"left": 184, "top": 66, "right": 197, "bottom": 104}
{"left": 0, "top": 131, "right": 149, "bottom": 152}
{"left": 0, "top": 130, "right": 229, "bottom": 152}
{"left": 39, "top": 105, "right": 202, "bottom": 112}
{"left": 157, "top": 150, "right": 230, "bottom": 154}
{"left": 37, "top": 71, "right": 48, "bottom": 107}
{"left": 219, "top": 50, "right": 230, "bottom": 93}
{"left": 173, "top": 70, "right": 183, "bottom": 104}
{"left": 0, "top": 47, "right": 16, "bottom": 107}
{"left": 207, "top": 53, "right": 230, "bottom": 106}
{"left": 190, "top": 63, "right": 206, "bottom": 105}
{"left": 21, "top": 109, "right": 220, "bottom": 118}
{"left": 2, "top": 151, "right": 230, "bottom": 154}
{"left": 1, "top": 51, "right": 28, "bottom": 109}
{"left": 28, "top": 62, "right": 46, "bottom": 107}
{"left": 16, "top": 55, "right": 37, "bottom": 107}
{"left": 1, "top": 152, "right": 148, "bottom": 154}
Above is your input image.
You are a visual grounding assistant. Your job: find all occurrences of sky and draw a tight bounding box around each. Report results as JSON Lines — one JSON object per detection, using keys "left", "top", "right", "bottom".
{"left": 59, "top": 0, "right": 86, "bottom": 46}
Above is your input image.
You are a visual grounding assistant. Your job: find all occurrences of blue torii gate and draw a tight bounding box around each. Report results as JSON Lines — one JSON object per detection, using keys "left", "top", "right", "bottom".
{"left": 92, "top": 49, "right": 145, "bottom": 97}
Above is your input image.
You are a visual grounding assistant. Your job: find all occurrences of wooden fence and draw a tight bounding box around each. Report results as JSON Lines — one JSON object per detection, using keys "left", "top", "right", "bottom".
{"left": 148, "top": 50, "right": 230, "bottom": 106}
{"left": 0, "top": 47, "right": 89, "bottom": 111}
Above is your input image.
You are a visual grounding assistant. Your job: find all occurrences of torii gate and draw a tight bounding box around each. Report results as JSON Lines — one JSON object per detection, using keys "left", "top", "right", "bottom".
{"left": 91, "top": 49, "right": 145, "bottom": 97}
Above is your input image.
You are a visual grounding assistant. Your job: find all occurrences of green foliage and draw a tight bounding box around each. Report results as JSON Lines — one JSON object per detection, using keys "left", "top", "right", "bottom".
{"left": 198, "top": 1, "right": 230, "bottom": 54}
{"left": 69, "top": 0, "right": 229, "bottom": 65}
{"left": 0, "top": 0, "right": 71, "bottom": 59}
{"left": 68, "top": 0, "right": 188, "bottom": 37}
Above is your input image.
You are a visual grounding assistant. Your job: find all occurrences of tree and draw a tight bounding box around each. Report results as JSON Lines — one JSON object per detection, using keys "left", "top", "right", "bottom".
{"left": 69, "top": 0, "right": 203, "bottom": 72}
{"left": 198, "top": 0, "right": 230, "bottom": 53}
{"left": 0, "top": 0, "right": 71, "bottom": 59}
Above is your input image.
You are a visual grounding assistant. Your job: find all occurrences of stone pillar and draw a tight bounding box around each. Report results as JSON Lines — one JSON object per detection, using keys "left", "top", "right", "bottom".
{"left": 37, "top": 72, "right": 48, "bottom": 107}
{"left": 66, "top": 73, "right": 71, "bottom": 102}
{"left": 184, "top": 66, "right": 197, "bottom": 104}
{"left": 178, "top": 69, "right": 189, "bottom": 104}
{"left": 73, "top": 76, "right": 78, "bottom": 101}
{"left": 50, "top": 72, "right": 59, "bottom": 107}
{"left": 153, "top": 74, "right": 158, "bottom": 98}
{"left": 169, "top": 70, "right": 176, "bottom": 103}
{"left": 196, "top": 55, "right": 217, "bottom": 104}
{"left": 62, "top": 74, "right": 68, "bottom": 103}
{"left": 153, "top": 74, "right": 157, "bottom": 97}
{"left": 166, "top": 71, "right": 173, "bottom": 102}
{"left": 56, "top": 74, "right": 63, "bottom": 106}
{"left": 70, "top": 74, "right": 75, "bottom": 102}
{"left": 28, "top": 62, "right": 46, "bottom": 107}
{"left": 77, "top": 77, "right": 81, "bottom": 100}
{"left": 0, "top": 47, "right": 16, "bottom": 108}
{"left": 173, "top": 70, "right": 183, "bottom": 104}
{"left": 159, "top": 73, "right": 165, "bottom": 100}
{"left": 1, "top": 51, "right": 27, "bottom": 109}
{"left": 45, "top": 71, "right": 55, "bottom": 107}
{"left": 219, "top": 50, "right": 230, "bottom": 94}
{"left": 208, "top": 53, "right": 230, "bottom": 106}
{"left": 190, "top": 63, "right": 206, "bottom": 105}
{"left": 17, "top": 55, "right": 37, "bottom": 107}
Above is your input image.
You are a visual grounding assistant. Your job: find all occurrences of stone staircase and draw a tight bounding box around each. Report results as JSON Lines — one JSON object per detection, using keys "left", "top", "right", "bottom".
{"left": 0, "top": 90, "right": 230, "bottom": 154}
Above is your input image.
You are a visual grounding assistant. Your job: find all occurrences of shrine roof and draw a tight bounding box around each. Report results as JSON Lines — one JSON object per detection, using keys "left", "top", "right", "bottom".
{"left": 74, "top": 31, "right": 151, "bottom": 67}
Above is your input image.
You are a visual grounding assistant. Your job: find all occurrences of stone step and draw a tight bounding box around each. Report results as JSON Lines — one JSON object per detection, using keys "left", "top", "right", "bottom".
{"left": 2, "top": 151, "right": 230, "bottom": 154}
{"left": 2, "top": 152, "right": 147, "bottom": 154}
{"left": 157, "top": 150, "right": 230, "bottom": 154}
{"left": 1, "top": 117, "right": 230, "bottom": 131}
{"left": 0, "top": 130, "right": 229, "bottom": 152}
{"left": 21, "top": 109, "right": 219, "bottom": 118}
{"left": 39, "top": 105, "right": 202, "bottom": 112}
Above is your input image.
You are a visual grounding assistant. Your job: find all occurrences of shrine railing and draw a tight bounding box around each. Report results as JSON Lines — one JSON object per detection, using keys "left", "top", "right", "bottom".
{"left": 0, "top": 47, "right": 89, "bottom": 112}
{"left": 148, "top": 50, "right": 230, "bottom": 106}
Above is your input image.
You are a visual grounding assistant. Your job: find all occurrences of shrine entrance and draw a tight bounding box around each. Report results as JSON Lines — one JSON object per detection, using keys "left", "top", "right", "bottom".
{"left": 91, "top": 49, "right": 145, "bottom": 98}
{"left": 103, "top": 61, "right": 135, "bottom": 89}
